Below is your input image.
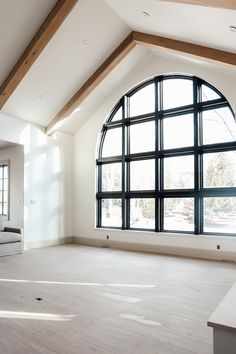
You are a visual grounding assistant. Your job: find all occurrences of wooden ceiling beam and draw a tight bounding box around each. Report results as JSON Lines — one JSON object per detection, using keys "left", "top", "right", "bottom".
{"left": 133, "top": 31, "right": 236, "bottom": 67}
{"left": 159, "top": 0, "right": 236, "bottom": 10}
{"left": 0, "top": 0, "right": 78, "bottom": 109}
{"left": 46, "top": 32, "right": 136, "bottom": 135}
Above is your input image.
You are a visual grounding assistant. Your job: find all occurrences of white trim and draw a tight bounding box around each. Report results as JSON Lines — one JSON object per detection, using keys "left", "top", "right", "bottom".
{"left": 24, "top": 236, "right": 73, "bottom": 250}
{"left": 73, "top": 236, "right": 236, "bottom": 262}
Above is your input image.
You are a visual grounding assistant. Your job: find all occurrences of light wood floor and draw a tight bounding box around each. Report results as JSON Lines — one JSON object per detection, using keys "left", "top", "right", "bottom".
{"left": 0, "top": 245, "right": 235, "bottom": 354}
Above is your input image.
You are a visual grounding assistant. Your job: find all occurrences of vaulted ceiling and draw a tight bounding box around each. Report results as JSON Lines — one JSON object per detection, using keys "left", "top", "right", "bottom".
{"left": 0, "top": 0, "right": 235, "bottom": 135}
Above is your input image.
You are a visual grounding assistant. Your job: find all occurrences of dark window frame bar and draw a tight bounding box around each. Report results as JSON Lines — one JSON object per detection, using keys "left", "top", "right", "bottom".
{"left": 0, "top": 162, "right": 9, "bottom": 218}
{"left": 96, "top": 75, "right": 236, "bottom": 236}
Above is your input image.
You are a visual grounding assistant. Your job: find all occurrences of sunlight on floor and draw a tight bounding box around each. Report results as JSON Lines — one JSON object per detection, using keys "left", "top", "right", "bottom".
{"left": 0, "top": 278, "right": 156, "bottom": 288}
{"left": 0, "top": 311, "right": 77, "bottom": 321}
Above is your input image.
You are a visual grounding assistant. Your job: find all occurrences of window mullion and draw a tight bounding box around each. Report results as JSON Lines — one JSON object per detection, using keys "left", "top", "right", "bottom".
{"left": 122, "top": 96, "right": 127, "bottom": 229}
{"left": 156, "top": 77, "right": 163, "bottom": 232}
{"left": 193, "top": 78, "right": 201, "bottom": 235}
{"left": 96, "top": 162, "right": 101, "bottom": 227}
{"left": 1, "top": 166, "right": 3, "bottom": 215}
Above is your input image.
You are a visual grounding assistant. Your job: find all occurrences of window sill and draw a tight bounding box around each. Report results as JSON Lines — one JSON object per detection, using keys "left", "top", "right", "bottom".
{"left": 95, "top": 227, "right": 236, "bottom": 240}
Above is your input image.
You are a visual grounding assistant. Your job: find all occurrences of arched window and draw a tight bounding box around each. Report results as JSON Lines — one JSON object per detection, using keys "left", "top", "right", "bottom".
{"left": 96, "top": 75, "right": 236, "bottom": 235}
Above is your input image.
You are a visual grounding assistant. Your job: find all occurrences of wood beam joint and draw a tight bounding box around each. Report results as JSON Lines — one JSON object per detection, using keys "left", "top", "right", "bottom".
{"left": 133, "top": 31, "right": 236, "bottom": 67}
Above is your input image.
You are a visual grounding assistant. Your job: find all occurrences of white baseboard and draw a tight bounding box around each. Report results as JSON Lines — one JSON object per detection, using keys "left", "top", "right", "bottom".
{"left": 24, "top": 236, "right": 73, "bottom": 250}
{"left": 73, "top": 236, "right": 236, "bottom": 262}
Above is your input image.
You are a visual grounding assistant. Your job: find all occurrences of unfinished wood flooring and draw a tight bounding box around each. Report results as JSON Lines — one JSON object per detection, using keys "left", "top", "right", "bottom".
{"left": 0, "top": 245, "right": 235, "bottom": 354}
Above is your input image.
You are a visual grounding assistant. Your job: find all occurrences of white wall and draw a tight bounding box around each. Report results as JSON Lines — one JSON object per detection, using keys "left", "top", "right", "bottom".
{"left": 0, "top": 112, "right": 73, "bottom": 249}
{"left": 73, "top": 54, "right": 236, "bottom": 262}
{"left": 0, "top": 145, "right": 24, "bottom": 228}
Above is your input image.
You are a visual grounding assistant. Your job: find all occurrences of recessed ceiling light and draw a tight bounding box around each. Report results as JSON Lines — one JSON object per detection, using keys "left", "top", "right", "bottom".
{"left": 81, "top": 39, "right": 88, "bottom": 46}
{"left": 229, "top": 25, "right": 236, "bottom": 32}
{"left": 142, "top": 11, "right": 150, "bottom": 17}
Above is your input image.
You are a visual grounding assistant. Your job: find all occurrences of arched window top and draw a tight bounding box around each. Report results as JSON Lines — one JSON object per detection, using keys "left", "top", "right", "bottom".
{"left": 97, "top": 75, "right": 236, "bottom": 235}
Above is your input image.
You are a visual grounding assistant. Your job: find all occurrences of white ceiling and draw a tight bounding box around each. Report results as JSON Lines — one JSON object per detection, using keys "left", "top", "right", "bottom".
{"left": 1, "top": 0, "right": 130, "bottom": 126}
{"left": 0, "top": 0, "right": 235, "bottom": 135}
{"left": 105, "top": 0, "right": 236, "bottom": 52}
{"left": 0, "top": 0, "right": 56, "bottom": 85}
{"left": 150, "top": 46, "right": 236, "bottom": 78}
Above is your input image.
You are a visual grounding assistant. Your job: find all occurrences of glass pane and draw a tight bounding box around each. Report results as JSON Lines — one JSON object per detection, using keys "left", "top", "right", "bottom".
{"left": 3, "top": 166, "right": 8, "bottom": 178}
{"left": 204, "top": 151, "right": 236, "bottom": 188}
{"left": 3, "top": 192, "right": 8, "bottom": 203}
{"left": 130, "top": 198, "right": 155, "bottom": 229}
{"left": 130, "top": 121, "right": 155, "bottom": 154}
{"left": 163, "top": 79, "right": 193, "bottom": 110}
{"left": 0, "top": 203, "right": 2, "bottom": 213}
{"left": 101, "top": 199, "right": 122, "bottom": 227}
{"left": 164, "top": 155, "right": 194, "bottom": 189}
{"left": 3, "top": 203, "right": 7, "bottom": 215}
{"left": 0, "top": 168, "right": 3, "bottom": 179}
{"left": 102, "top": 128, "right": 122, "bottom": 157}
{"left": 130, "top": 160, "right": 155, "bottom": 191}
{"left": 129, "top": 83, "right": 155, "bottom": 117}
{"left": 164, "top": 114, "right": 194, "bottom": 149}
{"left": 164, "top": 198, "right": 194, "bottom": 231}
{"left": 102, "top": 163, "right": 122, "bottom": 191}
{"left": 3, "top": 180, "right": 8, "bottom": 191}
{"left": 112, "top": 106, "right": 122, "bottom": 122}
{"left": 204, "top": 197, "right": 236, "bottom": 233}
{"left": 203, "top": 108, "right": 236, "bottom": 145}
{"left": 202, "top": 84, "right": 221, "bottom": 102}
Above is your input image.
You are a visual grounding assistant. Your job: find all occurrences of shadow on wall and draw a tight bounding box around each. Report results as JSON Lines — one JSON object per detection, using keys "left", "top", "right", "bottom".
{"left": 19, "top": 124, "right": 67, "bottom": 249}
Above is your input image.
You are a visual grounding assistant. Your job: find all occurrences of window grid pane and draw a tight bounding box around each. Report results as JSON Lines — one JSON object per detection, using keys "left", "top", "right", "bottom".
{"left": 101, "top": 199, "right": 122, "bottom": 227}
{"left": 102, "top": 128, "right": 122, "bottom": 157}
{"left": 164, "top": 155, "right": 194, "bottom": 190}
{"left": 163, "top": 114, "right": 194, "bottom": 149}
{"left": 130, "top": 121, "right": 155, "bottom": 154}
{"left": 202, "top": 108, "right": 236, "bottom": 145}
{"left": 129, "top": 83, "right": 155, "bottom": 117}
{"left": 204, "top": 197, "right": 236, "bottom": 234}
{"left": 130, "top": 198, "right": 155, "bottom": 230}
{"left": 130, "top": 160, "right": 155, "bottom": 191}
{"left": 102, "top": 163, "right": 122, "bottom": 191}
{"left": 163, "top": 79, "right": 193, "bottom": 110}
{"left": 164, "top": 198, "right": 194, "bottom": 232}
{"left": 204, "top": 151, "right": 236, "bottom": 188}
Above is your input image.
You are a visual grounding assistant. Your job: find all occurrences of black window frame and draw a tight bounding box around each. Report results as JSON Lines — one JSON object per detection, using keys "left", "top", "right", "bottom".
{"left": 96, "top": 75, "right": 236, "bottom": 236}
{"left": 0, "top": 160, "right": 10, "bottom": 218}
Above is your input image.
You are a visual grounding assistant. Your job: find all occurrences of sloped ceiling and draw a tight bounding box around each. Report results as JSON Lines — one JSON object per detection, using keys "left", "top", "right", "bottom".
{"left": 0, "top": 0, "right": 57, "bottom": 86}
{"left": 105, "top": 0, "right": 236, "bottom": 52}
{"left": 0, "top": 0, "right": 235, "bottom": 135}
{"left": 1, "top": 0, "right": 130, "bottom": 127}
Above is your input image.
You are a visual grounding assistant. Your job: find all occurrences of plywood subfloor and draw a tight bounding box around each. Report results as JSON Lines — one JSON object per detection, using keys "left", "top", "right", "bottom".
{"left": 0, "top": 244, "right": 235, "bottom": 354}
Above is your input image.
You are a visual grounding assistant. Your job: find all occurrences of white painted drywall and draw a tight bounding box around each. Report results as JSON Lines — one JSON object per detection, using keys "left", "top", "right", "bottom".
{"left": 72, "top": 54, "right": 236, "bottom": 261}
{"left": 0, "top": 145, "right": 24, "bottom": 228}
{"left": 0, "top": 112, "right": 73, "bottom": 249}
